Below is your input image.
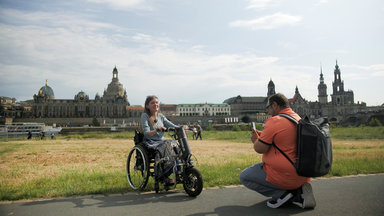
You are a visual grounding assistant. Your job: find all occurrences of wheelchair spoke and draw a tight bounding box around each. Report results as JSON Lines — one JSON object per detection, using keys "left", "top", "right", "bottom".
{"left": 127, "top": 145, "right": 149, "bottom": 190}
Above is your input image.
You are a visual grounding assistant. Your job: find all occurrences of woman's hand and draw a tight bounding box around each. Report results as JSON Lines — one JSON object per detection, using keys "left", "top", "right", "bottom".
{"left": 156, "top": 126, "right": 167, "bottom": 132}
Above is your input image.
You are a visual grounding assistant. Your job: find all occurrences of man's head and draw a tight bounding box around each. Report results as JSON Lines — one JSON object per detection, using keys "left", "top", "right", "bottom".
{"left": 266, "top": 93, "right": 290, "bottom": 116}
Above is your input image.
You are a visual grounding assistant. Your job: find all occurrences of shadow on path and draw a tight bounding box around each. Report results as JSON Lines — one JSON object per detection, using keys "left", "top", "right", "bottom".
{"left": 21, "top": 190, "right": 195, "bottom": 209}
{"left": 186, "top": 201, "right": 313, "bottom": 216}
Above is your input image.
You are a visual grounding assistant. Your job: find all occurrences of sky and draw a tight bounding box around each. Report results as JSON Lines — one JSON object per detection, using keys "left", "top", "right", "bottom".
{"left": 0, "top": 0, "right": 383, "bottom": 106}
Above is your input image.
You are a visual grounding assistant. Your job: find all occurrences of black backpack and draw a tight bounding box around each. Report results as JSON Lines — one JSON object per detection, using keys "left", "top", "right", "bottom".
{"left": 134, "top": 129, "right": 144, "bottom": 144}
{"left": 272, "top": 114, "right": 333, "bottom": 177}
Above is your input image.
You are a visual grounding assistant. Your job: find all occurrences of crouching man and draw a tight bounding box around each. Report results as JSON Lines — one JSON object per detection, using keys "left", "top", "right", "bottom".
{"left": 240, "top": 93, "right": 316, "bottom": 209}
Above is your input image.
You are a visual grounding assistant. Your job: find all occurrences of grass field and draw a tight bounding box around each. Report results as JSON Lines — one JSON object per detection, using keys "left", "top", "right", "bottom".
{"left": 1, "top": 128, "right": 384, "bottom": 201}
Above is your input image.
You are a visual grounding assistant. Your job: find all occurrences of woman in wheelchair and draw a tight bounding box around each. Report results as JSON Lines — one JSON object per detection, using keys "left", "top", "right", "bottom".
{"left": 141, "top": 95, "right": 178, "bottom": 186}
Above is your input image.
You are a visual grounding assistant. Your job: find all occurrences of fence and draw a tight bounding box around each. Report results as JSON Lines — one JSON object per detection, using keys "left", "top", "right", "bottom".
{"left": 0, "top": 123, "right": 45, "bottom": 141}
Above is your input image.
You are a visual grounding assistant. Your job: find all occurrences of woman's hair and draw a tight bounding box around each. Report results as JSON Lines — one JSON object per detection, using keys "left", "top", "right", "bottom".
{"left": 268, "top": 93, "right": 290, "bottom": 108}
{"left": 144, "top": 95, "right": 158, "bottom": 115}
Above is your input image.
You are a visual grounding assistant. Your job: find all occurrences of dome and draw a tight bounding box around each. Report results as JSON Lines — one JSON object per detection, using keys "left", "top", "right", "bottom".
{"left": 103, "top": 67, "right": 128, "bottom": 102}
{"left": 74, "top": 91, "right": 89, "bottom": 101}
{"left": 95, "top": 93, "right": 101, "bottom": 100}
{"left": 38, "top": 82, "right": 55, "bottom": 99}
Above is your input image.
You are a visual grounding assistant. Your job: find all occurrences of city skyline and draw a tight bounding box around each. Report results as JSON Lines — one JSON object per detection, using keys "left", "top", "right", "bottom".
{"left": 0, "top": 0, "right": 383, "bottom": 106}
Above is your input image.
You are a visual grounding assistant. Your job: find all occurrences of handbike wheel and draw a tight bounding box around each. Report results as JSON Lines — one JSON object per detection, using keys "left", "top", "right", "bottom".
{"left": 126, "top": 145, "right": 150, "bottom": 190}
{"left": 183, "top": 167, "right": 203, "bottom": 197}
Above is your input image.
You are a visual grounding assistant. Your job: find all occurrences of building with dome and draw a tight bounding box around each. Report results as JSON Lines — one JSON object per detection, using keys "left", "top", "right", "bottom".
{"left": 35, "top": 80, "right": 55, "bottom": 100}
{"left": 30, "top": 67, "right": 139, "bottom": 120}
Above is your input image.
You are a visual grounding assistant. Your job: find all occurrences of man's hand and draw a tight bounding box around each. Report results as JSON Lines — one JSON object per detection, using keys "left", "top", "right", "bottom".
{"left": 251, "top": 128, "right": 261, "bottom": 143}
{"left": 251, "top": 129, "right": 269, "bottom": 154}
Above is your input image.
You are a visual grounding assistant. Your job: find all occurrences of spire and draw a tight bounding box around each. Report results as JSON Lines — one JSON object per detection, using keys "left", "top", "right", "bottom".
{"left": 320, "top": 66, "right": 324, "bottom": 83}
{"left": 267, "top": 78, "right": 275, "bottom": 97}
{"left": 295, "top": 85, "right": 299, "bottom": 94}
{"left": 112, "top": 66, "right": 119, "bottom": 81}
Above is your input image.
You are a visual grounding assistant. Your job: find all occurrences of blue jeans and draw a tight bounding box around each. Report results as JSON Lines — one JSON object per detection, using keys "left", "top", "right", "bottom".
{"left": 240, "top": 163, "right": 286, "bottom": 200}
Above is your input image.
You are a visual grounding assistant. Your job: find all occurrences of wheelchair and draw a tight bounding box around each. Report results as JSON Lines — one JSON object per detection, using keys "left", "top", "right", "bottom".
{"left": 126, "top": 126, "right": 203, "bottom": 197}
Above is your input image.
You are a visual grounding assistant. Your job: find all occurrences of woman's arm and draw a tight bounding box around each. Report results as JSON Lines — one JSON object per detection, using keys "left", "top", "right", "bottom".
{"left": 141, "top": 113, "right": 159, "bottom": 137}
{"left": 161, "top": 114, "right": 178, "bottom": 128}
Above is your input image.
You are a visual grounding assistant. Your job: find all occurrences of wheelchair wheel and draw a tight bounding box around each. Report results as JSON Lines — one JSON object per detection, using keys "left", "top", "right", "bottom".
{"left": 126, "top": 145, "right": 150, "bottom": 190}
{"left": 183, "top": 167, "right": 203, "bottom": 197}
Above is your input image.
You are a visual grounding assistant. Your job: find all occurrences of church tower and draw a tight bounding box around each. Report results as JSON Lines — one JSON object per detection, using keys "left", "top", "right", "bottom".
{"left": 331, "top": 61, "right": 354, "bottom": 105}
{"left": 318, "top": 67, "right": 328, "bottom": 104}
{"left": 267, "top": 79, "right": 276, "bottom": 97}
{"left": 332, "top": 60, "right": 344, "bottom": 94}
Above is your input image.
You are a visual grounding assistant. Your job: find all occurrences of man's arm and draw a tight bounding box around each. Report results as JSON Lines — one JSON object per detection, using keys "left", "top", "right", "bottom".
{"left": 251, "top": 129, "right": 271, "bottom": 154}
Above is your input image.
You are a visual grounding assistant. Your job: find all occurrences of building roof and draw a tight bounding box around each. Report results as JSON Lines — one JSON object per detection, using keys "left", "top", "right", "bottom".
{"left": 126, "top": 106, "right": 144, "bottom": 111}
{"left": 224, "top": 96, "right": 266, "bottom": 104}
{"left": 178, "top": 103, "right": 229, "bottom": 107}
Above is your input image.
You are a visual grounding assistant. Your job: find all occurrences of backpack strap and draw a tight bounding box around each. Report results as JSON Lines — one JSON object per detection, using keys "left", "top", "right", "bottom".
{"left": 271, "top": 113, "right": 298, "bottom": 166}
{"left": 277, "top": 113, "right": 298, "bottom": 124}
{"left": 272, "top": 141, "right": 294, "bottom": 165}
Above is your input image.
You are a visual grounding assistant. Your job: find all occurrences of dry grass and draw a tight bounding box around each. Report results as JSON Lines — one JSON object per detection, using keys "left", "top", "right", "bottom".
{"left": 0, "top": 139, "right": 258, "bottom": 187}
{"left": 0, "top": 139, "right": 131, "bottom": 187}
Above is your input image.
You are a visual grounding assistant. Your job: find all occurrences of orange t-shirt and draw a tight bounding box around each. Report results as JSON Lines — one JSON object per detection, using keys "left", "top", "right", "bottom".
{"left": 259, "top": 108, "right": 311, "bottom": 190}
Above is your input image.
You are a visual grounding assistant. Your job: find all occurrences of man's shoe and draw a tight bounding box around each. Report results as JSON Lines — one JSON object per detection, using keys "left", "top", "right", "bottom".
{"left": 301, "top": 183, "right": 316, "bottom": 209}
{"left": 267, "top": 192, "right": 293, "bottom": 208}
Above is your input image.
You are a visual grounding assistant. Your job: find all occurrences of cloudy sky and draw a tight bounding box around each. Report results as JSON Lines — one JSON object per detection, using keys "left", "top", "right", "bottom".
{"left": 0, "top": 0, "right": 383, "bottom": 106}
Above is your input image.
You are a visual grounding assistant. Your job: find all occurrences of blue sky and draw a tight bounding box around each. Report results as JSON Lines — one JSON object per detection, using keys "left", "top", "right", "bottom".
{"left": 0, "top": 0, "right": 383, "bottom": 106}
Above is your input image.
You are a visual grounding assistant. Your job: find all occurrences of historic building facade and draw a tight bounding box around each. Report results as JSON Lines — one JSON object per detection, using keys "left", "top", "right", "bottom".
{"left": 224, "top": 61, "right": 369, "bottom": 123}
{"left": 177, "top": 103, "right": 231, "bottom": 117}
{"left": 2, "top": 61, "right": 382, "bottom": 126}
{"left": 31, "top": 67, "right": 132, "bottom": 118}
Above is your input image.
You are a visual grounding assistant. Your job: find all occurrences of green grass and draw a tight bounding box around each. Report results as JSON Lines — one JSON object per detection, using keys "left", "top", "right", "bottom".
{"left": 0, "top": 170, "right": 130, "bottom": 201}
{"left": 2, "top": 153, "right": 382, "bottom": 201}
{"left": 40, "top": 125, "right": 384, "bottom": 141}
{"left": 330, "top": 125, "right": 384, "bottom": 139}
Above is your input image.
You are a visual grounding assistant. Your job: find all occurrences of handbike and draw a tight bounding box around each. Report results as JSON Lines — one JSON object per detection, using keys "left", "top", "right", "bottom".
{"left": 126, "top": 126, "right": 203, "bottom": 197}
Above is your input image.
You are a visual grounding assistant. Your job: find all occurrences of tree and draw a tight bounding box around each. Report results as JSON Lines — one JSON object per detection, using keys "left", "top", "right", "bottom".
{"left": 92, "top": 117, "right": 100, "bottom": 126}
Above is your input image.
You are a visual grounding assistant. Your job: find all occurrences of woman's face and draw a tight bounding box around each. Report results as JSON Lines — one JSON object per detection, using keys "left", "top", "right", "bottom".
{"left": 147, "top": 97, "right": 159, "bottom": 115}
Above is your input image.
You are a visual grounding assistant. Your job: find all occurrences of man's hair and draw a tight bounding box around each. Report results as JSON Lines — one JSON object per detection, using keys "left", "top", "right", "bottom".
{"left": 268, "top": 93, "right": 290, "bottom": 108}
{"left": 144, "top": 95, "right": 158, "bottom": 115}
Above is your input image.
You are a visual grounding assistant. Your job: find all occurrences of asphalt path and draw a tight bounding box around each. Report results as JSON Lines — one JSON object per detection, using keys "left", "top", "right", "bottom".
{"left": 1, "top": 174, "right": 383, "bottom": 216}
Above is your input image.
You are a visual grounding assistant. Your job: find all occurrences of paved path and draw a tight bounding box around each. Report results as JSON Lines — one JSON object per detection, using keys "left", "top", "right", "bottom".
{"left": 1, "top": 174, "right": 383, "bottom": 216}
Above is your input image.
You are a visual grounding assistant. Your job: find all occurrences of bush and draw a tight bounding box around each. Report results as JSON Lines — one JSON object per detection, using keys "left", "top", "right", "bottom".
{"left": 367, "top": 118, "right": 382, "bottom": 127}
{"left": 205, "top": 125, "right": 216, "bottom": 131}
{"left": 240, "top": 124, "right": 250, "bottom": 131}
{"left": 232, "top": 125, "right": 241, "bottom": 131}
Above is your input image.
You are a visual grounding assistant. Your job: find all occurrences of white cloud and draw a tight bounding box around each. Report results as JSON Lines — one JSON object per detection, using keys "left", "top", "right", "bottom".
{"left": 358, "top": 64, "right": 384, "bottom": 71}
{"left": 246, "top": 0, "right": 280, "bottom": 10}
{"left": 372, "top": 71, "right": 384, "bottom": 77}
{"left": 343, "top": 64, "right": 384, "bottom": 77}
{"left": 87, "top": 0, "right": 153, "bottom": 11}
{"left": 0, "top": 8, "right": 290, "bottom": 104}
{"left": 229, "top": 13, "right": 302, "bottom": 30}
{"left": 0, "top": 8, "right": 120, "bottom": 32}
{"left": 315, "top": 0, "right": 329, "bottom": 6}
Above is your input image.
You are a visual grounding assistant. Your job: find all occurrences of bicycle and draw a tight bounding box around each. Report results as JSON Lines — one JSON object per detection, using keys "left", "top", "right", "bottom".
{"left": 126, "top": 126, "right": 203, "bottom": 197}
